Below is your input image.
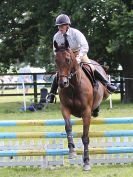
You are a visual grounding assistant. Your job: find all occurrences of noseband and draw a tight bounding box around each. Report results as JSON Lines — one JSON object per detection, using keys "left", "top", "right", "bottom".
{"left": 59, "top": 70, "right": 77, "bottom": 80}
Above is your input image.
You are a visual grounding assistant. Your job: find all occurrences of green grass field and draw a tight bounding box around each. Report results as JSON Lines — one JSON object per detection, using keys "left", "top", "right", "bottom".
{"left": 0, "top": 93, "right": 133, "bottom": 177}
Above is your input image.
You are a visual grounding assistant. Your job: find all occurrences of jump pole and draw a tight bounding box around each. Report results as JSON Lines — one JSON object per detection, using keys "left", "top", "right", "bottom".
{"left": 0, "top": 147, "right": 133, "bottom": 157}
{"left": 1, "top": 130, "right": 133, "bottom": 139}
{"left": 0, "top": 118, "right": 133, "bottom": 126}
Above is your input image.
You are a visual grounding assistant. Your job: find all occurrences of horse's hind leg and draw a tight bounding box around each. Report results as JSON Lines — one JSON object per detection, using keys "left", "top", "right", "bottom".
{"left": 65, "top": 119, "right": 76, "bottom": 158}
{"left": 82, "top": 116, "right": 91, "bottom": 171}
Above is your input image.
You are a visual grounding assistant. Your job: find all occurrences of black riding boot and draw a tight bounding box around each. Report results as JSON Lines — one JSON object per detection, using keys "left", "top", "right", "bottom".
{"left": 47, "top": 74, "right": 58, "bottom": 103}
{"left": 94, "top": 70, "right": 117, "bottom": 93}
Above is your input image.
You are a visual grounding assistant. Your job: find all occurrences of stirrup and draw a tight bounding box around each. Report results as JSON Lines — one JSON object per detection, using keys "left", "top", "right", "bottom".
{"left": 106, "top": 84, "right": 117, "bottom": 94}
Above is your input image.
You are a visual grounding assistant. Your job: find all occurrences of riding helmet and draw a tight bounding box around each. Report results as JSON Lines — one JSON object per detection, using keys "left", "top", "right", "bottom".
{"left": 55, "top": 14, "right": 71, "bottom": 26}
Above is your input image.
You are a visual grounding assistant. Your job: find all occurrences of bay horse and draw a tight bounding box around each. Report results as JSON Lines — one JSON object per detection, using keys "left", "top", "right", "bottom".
{"left": 54, "top": 40, "right": 109, "bottom": 171}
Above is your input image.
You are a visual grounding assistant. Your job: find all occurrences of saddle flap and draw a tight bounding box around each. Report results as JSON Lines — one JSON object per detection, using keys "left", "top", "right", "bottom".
{"left": 81, "top": 62, "right": 96, "bottom": 87}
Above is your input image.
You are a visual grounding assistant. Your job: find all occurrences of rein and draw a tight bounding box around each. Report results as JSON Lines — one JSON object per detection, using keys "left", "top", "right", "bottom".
{"left": 59, "top": 70, "right": 78, "bottom": 80}
{"left": 59, "top": 68, "right": 81, "bottom": 90}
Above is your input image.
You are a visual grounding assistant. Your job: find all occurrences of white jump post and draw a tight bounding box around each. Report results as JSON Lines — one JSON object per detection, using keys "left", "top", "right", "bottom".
{"left": 108, "top": 75, "right": 112, "bottom": 109}
{"left": 22, "top": 81, "right": 26, "bottom": 111}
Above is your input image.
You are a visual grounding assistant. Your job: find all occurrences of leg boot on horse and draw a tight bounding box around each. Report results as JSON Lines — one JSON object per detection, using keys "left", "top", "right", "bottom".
{"left": 65, "top": 119, "right": 77, "bottom": 159}
{"left": 81, "top": 116, "right": 91, "bottom": 171}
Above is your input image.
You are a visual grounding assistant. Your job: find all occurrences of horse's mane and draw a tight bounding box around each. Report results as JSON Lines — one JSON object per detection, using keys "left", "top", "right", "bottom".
{"left": 54, "top": 38, "right": 70, "bottom": 52}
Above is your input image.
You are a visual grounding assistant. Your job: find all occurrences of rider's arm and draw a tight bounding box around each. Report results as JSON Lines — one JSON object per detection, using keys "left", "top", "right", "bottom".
{"left": 75, "top": 29, "right": 89, "bottom": 62}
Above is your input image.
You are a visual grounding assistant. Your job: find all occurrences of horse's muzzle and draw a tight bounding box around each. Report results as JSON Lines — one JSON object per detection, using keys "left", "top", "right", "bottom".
{"left": 59, "top": 77, "right": 69, "bottom": 88}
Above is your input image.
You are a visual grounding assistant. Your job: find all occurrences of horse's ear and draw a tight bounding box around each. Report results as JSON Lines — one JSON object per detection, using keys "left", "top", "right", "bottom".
{"left": 54, "top": 40, "right": 59, "bottom": 50}
{"left": 65, "top": 39, "right": 70, "bottom": 49}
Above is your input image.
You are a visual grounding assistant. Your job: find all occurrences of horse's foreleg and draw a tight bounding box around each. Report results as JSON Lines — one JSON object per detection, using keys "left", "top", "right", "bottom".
{"left": 82, "top": 116, "right": 91, "bottom": 171}
{"left": 65, "top": 119, "right": 76, "bottom": 158}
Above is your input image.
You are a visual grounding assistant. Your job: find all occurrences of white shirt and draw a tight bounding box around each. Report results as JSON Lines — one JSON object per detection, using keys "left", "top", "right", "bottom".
{"left": 53, "top": 27, "right": 89, "bottom": 59}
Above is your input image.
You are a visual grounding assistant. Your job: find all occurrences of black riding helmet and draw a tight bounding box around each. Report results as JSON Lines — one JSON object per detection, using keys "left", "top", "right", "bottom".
{"left": 55, "top": 14, "right": 71, "bottom": 26}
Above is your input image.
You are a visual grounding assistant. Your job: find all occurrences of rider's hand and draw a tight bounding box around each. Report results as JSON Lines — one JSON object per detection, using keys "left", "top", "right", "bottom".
{"left": 76, "top": 55, "right": 81, "bottom": 64}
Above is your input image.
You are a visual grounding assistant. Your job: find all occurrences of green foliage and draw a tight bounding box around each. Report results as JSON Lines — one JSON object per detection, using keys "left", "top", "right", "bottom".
{"left": 106, "top": 1, "right": 133, "bottom": 55}
{"left": 0, "top": 0, "right": 58, "bottom": 72}
{"left": 0, "top": 0, "right": 132, "bottom": 72}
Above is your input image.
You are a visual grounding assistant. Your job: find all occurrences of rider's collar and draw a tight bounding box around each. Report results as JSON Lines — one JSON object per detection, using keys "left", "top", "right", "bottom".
{"left": 60, "top": 27, "right": 70, "bottom": 36}
{"left": 66, "top": 27, "right": 70, "bottom": 36}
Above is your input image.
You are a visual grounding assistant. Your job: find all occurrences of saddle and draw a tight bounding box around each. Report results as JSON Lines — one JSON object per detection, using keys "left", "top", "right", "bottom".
{"left": 81, "top": 62, "right": 96, "bottom": 87}
{"left": 81, "top": 62, "right": 100, "bottom": 117}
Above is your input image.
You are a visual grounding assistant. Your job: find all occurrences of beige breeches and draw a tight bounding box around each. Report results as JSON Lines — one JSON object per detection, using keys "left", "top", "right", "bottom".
{"left": 81, "top": 55, "right": 95, "bottom": 71}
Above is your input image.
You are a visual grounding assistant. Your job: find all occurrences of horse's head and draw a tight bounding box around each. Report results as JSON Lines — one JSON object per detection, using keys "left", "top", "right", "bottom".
{"left": 54, "top": 39, "right": 78, "bottom": 88}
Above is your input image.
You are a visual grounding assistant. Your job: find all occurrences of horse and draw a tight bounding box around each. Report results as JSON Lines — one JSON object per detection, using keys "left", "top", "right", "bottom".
{"left": 54, "top": 39, "right": 109, "bottom": 171}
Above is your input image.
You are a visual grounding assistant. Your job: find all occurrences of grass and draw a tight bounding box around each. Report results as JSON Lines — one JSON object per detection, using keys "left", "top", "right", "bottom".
{"left": 0, "top": 93, "right": 133, "bottom": 177}
{"left": 1, "top": 164, "right": 133, "bottom": 177}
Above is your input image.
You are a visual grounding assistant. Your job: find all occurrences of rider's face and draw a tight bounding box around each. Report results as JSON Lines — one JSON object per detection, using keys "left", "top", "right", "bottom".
{"left": 58, "top": 24, "right": 68, "bottom": 34}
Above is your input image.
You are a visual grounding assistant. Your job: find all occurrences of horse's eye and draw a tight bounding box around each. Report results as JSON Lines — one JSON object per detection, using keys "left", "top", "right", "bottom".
{"left": 66, "top": 58, "right": 71, "bottom": 65}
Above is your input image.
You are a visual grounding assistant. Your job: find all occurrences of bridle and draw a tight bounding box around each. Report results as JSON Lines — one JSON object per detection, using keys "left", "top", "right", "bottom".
{"left": 57, "top": 49, "right": 78, "bottom": 82}
{"left": 54, "top": 40, "right": 80, "bottom": 87}
{"left": 59, "top": 70, "right": 78, "bottom": 80}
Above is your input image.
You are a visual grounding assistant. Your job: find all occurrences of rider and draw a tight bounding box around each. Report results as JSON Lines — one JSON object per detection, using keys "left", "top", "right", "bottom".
{"left": 47, "top": 14, "right": 117, "bottom": 103}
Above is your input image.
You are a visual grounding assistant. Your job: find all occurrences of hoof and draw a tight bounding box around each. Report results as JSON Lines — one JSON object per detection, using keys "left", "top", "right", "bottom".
{"left": 83, "top": 164, "right": 91, "bottom": 171}
{"left": 10, "top": 156, "right": 13, "bottom": 159}
{"left": 92, "top": 111, "right": 99, "bottom": 117}
{"left": 92, "top": 106, "right": 100, "bottom": 117}
{"left": 69, "top": 151, "right": 77, "bottom": 159}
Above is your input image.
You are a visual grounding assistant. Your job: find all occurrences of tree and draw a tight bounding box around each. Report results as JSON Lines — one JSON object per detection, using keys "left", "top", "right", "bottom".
{"left": 106, "top": 1, "right": 133, "bottom": 103}
{"left": 0, "top": 0, "right": 59, "bottom": 72}
{"left": 0, "top": 0, "right": 133, "bottom": 102}
{"left": 67, "top": 0, "right": 133, "bottom": 103}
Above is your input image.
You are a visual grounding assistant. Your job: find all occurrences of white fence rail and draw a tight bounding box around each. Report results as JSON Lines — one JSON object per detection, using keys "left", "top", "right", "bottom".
{"left": 0, "top": 137, "right": 133, "bottom": 168}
